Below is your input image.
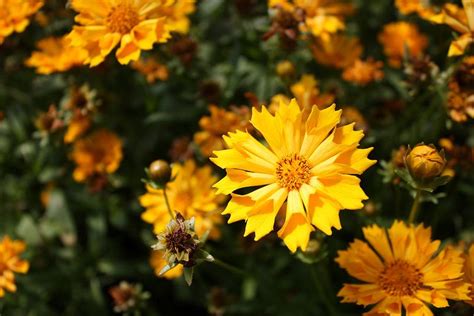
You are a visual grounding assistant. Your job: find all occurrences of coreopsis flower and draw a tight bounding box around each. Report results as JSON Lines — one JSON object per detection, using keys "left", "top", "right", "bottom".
{"left": 64, "top": 113, "right": 91, "bottom": 144}
{"left": 63, "top": 85, "right": 98, "bottom": 143}
{"left": 342, "top": 58, "right": 384, "bottom": 86}
{"left": 447, "top": 56, "right": 474, "bottom": 123}
{"left": 211, "top": 99, "right": 375, "bottom": 252}
{"left": 395, "top": 0, "right": 433, "bottom": 17}
{"left": 429, "top": 0, "right": 474, "bottom": 56}
{"left": 150, "top": 250, "right": 183, "bottom": 279}
{"left": 67, "top": 0, "right": 176, "bottom": 66}
{"left": 71, "top": 129, "right": 123, "bottom": 182}
{"left": 0, "top": 236, "right": 29, "bottom": 298}
{"left": 194, "top": 105, "right": 251, "bottom": 157}
{"left": 108, "top": 282, "right": 150, "bottom": 313}
{"left": 25, "top": 36, "right": 87, "bottom": 74}
{"left": 268, "top": 0, "right": 354, "bottom": 41}
{"left": 152, "top": 213, "right": 200, "bottom": 267}
{"left": 140, "top": 160, "right": 223, "bottom": 238}
{"left": 378, "top": 22, "right": 428, "bottom": 68}
{"left": 311, "top": 34, "right": 363, "bottom": 69}
{"left": 464, "top": 244, "right": 474, "bottom": 305}
{"left": 131, "top": 57, "right": 169, "bottom": 83}
{"left": 155, "top": 0, "right": 196, "bottom": 34}
{"left": 35, "top": 105, "right": 64, "bottom": 135}
{"left": 0, "top": 0, "right": 43, "bottom": 44}
{"left": 290, "top": 74, "right": 335, "bottom": 111}
{"left": 336, "top": 221, "right": 471, "bottom": 315}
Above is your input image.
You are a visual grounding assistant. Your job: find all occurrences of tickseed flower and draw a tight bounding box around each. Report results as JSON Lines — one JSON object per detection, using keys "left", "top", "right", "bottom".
{"left": 269, "top": 0, "right": 354, "bottom": 41}
{"left": 0, "top": 0, "right": 43, "bottom": 44}
{"left": 155, "top": 0, "right": 196, "bottom": 34}
{"left": 108, "top": 281, "right": 150, "bottom": 313}
{"left": 447, "top": 56, "right": 474, "bottom": 123}
{"left": 25, "top": 36, "right": 87, "bottom": 74}
{"left": 131, "top": 57, "right": 169, "bottom": 83}
{"left": 0, "top": 236, "right": 29, "bottom": 298}
{"left": 311, "top": 34, "right": 363, "bottom": 69}
{"left": 67, "top": 0, "right": 178, "bottom": 66}
{"left": 193, "top": 105, "right": 251, "bottom": 157}
{"left": 336, "top": 221, "right": 471, "bottom": 316}
{"left": 464, "top": 244, "right": 474, "bottom": 305}
{"left": 342, "top": 58, "right": 384, "bottom": 86}
{"left": 395, "top": 0, "right": 433, "bottom": 17}
{"left": 152, "top": 213, "right": 200, "bottom": 268}
{"left": 64, "top": 114, "right": 91, "bottom": 144}
{"left": 378, "top": 22, "right": 428, "bottom": 68}
{"left": 211, "top": 98, "right": 375, "bottom": 252}
{"left": 290, "top": 74, "right": 335, "bottom": 111}
{"left": 71, "top": 129, "right": 123, "bottom": 182}
{"left": 150, "top": 250, "right": 183, "bottom": 279}
{"left": 140, "top": 160, "right": 223, "bottom": 238}
{"left": 405, "top": 144, "right": 447, "bottom": 181}
{"left": 429, "top": 0, "right": 474, "bottom": 56}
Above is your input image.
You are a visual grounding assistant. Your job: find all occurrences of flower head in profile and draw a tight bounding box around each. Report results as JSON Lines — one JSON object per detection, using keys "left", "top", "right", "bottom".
{"left": 0, "top": 236, "right": 30, "bottom": 298}
{"left": 378, "top": 22, "right": 428, "bottom": 68}
{"left": 140, "top": 159, "right": 223, "bottom": 238}
{"left": 336, "top": 221, "right": 471, "bottom": 315}
{"left": 67, "top": 0, "right": 181, "bottom": 66}
{"left": 342, "top": 58, "right": 384, "bottom": 86}
{"left": 0, "top": 0, "right": 43, "bottom": 44}
{"left": 211, "top": 98, "right": 375, "bottom": 252}
{"left": 428, "top": 0, "right": 474, "bottom": 56}
{"left": 71, "top": 129, "right": 123, "bottom": 182}
{"left": 311, "top": 34, "right": 363, "bottom": 69}
{"left": 194, "top": 105, "right": 252, "bottom": 157}
{"left": 25, "top": 36, "right": 87, "bottom": 74}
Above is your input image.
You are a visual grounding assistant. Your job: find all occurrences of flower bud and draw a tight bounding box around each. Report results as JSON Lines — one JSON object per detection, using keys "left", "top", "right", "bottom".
{"left": 276, "top": 60, "right": 295, "bottom": 78}
{"left": 405, "top": 144, "right": 446, "bottom": 180}
{"left": 148, "top": 160, "right": 172, "bottom": 184}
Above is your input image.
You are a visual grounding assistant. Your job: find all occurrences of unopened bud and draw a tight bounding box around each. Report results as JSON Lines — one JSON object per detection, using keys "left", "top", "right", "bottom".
{"left": 405, "top": 144, "right": 446, "bottom": 180}
{"left": 148, "top": 160, "right": 172, "bottom": 184}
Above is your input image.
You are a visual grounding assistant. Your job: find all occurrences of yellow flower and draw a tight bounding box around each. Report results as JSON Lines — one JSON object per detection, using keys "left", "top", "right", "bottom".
{"left": 131, "top": 57, "right": 169, "bottom": 83}
{"left": 378, "top": 22, "right": 428, "bottom": 68}
{"left": 0, "top": 236, "right": 29, "bottom": 298}
{"left": 140, "top": 159, "right": 223, "bottom": 238}
{"left": 0, "top": 0, "right": 43, "bottom": 44}
{"left": 447, "top": 56, "right": 474, "bottom": 123}
{"left": 67, "top": 0, "right": 176, "bottom": 66}
{"left": 336, "top": 221, "right": 471, "bottom": 316}
{"left": 71, "top": 129, "right": 123, "bottom": 182}
{"left": 64, "top": 113, "right": 91, "bottom": 144}
{"left": 25, "top": 36, "right": 87, "bottom": 74}
{"left": 269, "top": 0, "right": 353, "bottom": 40}
{"left": 276, "top": 60, "right": 295, "bottom": 78}
{"left": 211, "top": 99, "right": 375, "bottom": 252}
{"left": 429, "top": 1, "right": 474, "bottom": 56}
{"left": 290, "top": 74, "right": 335, "bottom": 111}
{"left": 464, "top": 244, "right": 474, "bottom": 305}
{"left": 395, "top": 0, "right": 434, "bottom": 17}
{"left": 154, "top": 0, "right": 196, "bottom": 34}
{"left": 311, "top": 34, "right": 363, "bottom": 69}
{"left": 342, "top": 58, "right": 384, "bottom": 86}
{"left": 150, "top": 250, "right": 183, "bottom": 279}
{"left": 194, "top": 105, "right": 251, "bottom": 157}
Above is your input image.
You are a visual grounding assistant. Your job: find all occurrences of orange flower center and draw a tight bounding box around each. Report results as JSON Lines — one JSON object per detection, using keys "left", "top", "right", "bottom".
{"left": 378, "top": 259, "right": 423, "bottom": 296}
{"left": 276, "top": 153, "right": 311, "bottom": 191}
{"left": 106, "top": 4, "right": 140, "bottom": 34}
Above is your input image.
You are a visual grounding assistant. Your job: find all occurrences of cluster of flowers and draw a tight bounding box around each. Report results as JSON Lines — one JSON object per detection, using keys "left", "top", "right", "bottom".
{"left": 1, "top": 0, "right": 474, "bottom": 315}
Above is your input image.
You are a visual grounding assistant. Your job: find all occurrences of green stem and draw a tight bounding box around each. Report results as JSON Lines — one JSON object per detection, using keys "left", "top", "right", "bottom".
{"left": 310, "top": 264, "right": 338, "bottom": 316}
{"left": 408, "top": 190, "right": 422, "bottom": 224}
{"left": 163, "top": 185, "right": 174, "bottom": 219}
{"left": 213, "top": 258, "right": 247, "bottom": 276}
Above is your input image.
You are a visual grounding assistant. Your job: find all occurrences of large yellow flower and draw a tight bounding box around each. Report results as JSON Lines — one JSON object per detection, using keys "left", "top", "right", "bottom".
{"left": 0, "top": 236, "right": 29, "bottom": 298}
{"left": 71, "top": 129, "right": 123, "bottom": 182}
{"left": 140, "top": 159, "right": 223, "bottom": 238}
{"left": 211, "top": 99, "right": 375, "bottom": 252}
{"left": 429, "top": 0, "right": 474, "bottom": 56}
{"left": 336, "top": 221, "right": 471, "bottom": 316}
{"left": 0, "top": 0, "right": 43, "bottom": 44}
{"left": 67, "top": 0, "right": 178, "bottom": 66}
{"left": 25, "top": 36, "right": 87, "bottom": 74}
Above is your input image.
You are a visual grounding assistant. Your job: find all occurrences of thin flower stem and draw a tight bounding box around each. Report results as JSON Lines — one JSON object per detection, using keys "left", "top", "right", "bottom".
{"left": 213, "top": 258, "right": 247, "bottom": 276}
{"left": 408, "top": 190, "right": 422, "bottom": 224}
{"left": 310, "top": 264, "right": 338, "bottom": 316}
{"left": 163, "top": 185, "right": 174, "bottom": 219}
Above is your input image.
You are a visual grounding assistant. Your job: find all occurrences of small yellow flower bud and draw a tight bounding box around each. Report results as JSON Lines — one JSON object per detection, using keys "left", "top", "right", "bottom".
{"left": 148, "top": 160, "right": 172, "bottom": 184}
{"left": 276, "top": 60, "right": 295, "bottom": 78}
{"left": 405, "top": 144, "right": 446, "bottom": 180}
